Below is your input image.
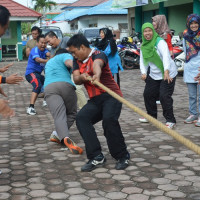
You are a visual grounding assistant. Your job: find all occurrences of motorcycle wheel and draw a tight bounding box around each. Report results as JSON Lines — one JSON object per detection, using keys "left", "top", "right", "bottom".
{"left": 123, "top": 55, "right": 139, "bottom": 70}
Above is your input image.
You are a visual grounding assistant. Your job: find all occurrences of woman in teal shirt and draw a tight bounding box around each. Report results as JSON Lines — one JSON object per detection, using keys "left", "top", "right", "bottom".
{"left": 44, "top": 49, "right": 83, "bottom": 155}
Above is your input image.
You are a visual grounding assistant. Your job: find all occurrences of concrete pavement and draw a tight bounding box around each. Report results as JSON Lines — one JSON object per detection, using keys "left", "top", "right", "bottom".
{"left": 0, "top": 61, "right": 200, "bottom": 200}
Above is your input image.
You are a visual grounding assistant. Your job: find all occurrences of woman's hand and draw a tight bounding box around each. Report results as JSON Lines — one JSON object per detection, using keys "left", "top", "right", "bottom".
{"left": 141, "top": 74, "right": 147, "bottom": 81}
{"left": 164, "top": 70, "right": 173, "bottom": 83}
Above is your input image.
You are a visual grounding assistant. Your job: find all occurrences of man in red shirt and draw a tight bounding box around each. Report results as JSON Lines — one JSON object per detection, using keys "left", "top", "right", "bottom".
{"left": 67, "top": 34, "right": 130, "bottom": 172}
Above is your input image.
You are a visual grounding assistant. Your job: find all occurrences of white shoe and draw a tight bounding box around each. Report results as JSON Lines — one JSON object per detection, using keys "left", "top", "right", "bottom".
{"left": 166, "top": 122, "right": 176, "bottom": 129}
{"left": 42, "top": 100, "right": 47, "bottom": 107}
{"left": 27, "top": 107, "right": 36, "bottom": 115}
{"left": 139, "top": 117, "right": 149, "bottom": 123}
{"left": 156, "top": 100, "right": 161, "bottom": 105}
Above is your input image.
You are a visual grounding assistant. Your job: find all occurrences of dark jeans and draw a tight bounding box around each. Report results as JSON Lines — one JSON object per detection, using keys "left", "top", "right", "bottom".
{"left": 76, "top": 93, "right": 128, "bottom": 160}
{"left": 144, "top": 75, "right": 176, "bottom": 123}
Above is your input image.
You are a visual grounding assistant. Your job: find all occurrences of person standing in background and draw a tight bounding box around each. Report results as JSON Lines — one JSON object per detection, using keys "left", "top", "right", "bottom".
{"left": 152, "top": 15, "right": 173, "bottom": 56}
{"left": 26, "top": 26, "right": 41, "bottom": 57}
{"left": 96, "top": 27, "right": 123, "bottom": 87}
{"left": 140, "top": 23, "right": 177, "bottom": 129}
{"left": 182, "top": 14, "right": 200, "bottom": 126}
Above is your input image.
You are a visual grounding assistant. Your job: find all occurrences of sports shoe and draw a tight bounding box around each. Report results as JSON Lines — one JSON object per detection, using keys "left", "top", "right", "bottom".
{"left": 115, "top": 152, "right": 130, "bottom": 170}
{"left": 166, "top": 122, "right": 176, "bottom": 129}
{"left": 156, "top": 100, "right": 161, "bottom": 105}
{"left": 27, "top": 107, "right": 36, "bottom": 115}
{"left": 42, "top": 100, "right": 47, "bottom": 107}
{"left": 184, "top": 115, "right": 198, "bottom": 124}
{"left": 50, "top": 131, "right": 60, "bottom": 144}
{"left": 81, "top": 153, "right": 106, "bottom": 172}
{"left": 63, "top": 137, "right": 83, "bottom": 155}
{"left": 195, "top": 118, "right": 200, "bottom": 127}
{"left": 139, "top": 117, "right": 148, "bottom": 123}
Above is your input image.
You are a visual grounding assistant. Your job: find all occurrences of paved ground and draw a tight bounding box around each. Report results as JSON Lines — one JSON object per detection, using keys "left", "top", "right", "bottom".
{"left": 0, "top": 61, "right": 200, "bottom": 200}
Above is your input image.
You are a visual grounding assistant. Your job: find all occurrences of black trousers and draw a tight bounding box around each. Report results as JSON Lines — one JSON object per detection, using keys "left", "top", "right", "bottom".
{"left": 144, "top": 75, "right": 176, "bottom": 123}
{"left": 76, "top": 93, "right": 128, "bottom": 160}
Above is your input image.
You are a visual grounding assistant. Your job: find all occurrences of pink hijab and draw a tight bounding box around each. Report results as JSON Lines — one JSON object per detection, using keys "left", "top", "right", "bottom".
{"left": 152, "top": 15, "right": 171, "bottom": 39}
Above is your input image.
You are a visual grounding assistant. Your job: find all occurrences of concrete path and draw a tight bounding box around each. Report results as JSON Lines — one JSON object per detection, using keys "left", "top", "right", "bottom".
{"left": 0, "top": 61, "right": 200, "bottom": 200}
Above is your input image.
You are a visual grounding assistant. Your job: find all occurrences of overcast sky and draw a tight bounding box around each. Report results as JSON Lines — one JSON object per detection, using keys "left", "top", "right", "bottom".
{"left": 13, "top": 0, "right": 77, "bottom": 8}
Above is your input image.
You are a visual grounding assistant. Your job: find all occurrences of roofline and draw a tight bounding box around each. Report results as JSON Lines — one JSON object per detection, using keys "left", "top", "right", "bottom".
{"left": 10, "top": 16, "right": 41, "bottom": 22}
{"left": 7, "top": 0, "right": 42, "bottom": 17}
{"left": 68, "top": 13, "right": 127, "bottom": 22}
{"left": 62, "top": 6, "right": 93, "bottom": 10}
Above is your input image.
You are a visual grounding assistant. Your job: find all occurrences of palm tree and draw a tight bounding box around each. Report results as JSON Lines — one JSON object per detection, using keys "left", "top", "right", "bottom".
{"left": 33, "top": 0, "right": 56, "bottom": 14}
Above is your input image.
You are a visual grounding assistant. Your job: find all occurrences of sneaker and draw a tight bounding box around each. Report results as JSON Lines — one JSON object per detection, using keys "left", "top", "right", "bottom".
{"left": 115, "top": 153, "right": 130, "bottom": 170}
{"left": 166, "top": 122, "right": 176, "bottom": 129}
{"left": 195, "top": 118, "right": 200, "bottom": 127}
{"left": 50, "top": 131, "right": 60, "bottom": 144}
{"left": 27, "top": 107, "right": 36, "bottom": 115}
{"left": 184, "top": 115, "right": 198, "bottom": 124}
{"left": 63, "top": 137, "right": 83, "bottom": 155}
{"left": 81, "top": 153, "right": 106, "bottom": 172}
{"left": 42, "top": 100, "right": 47, "bottom": 107}
{"left": 139, "top": 117, "right": 148, "bottom": 123}
{"left": 156, "top": 100, "right": 161, "bottom": 105}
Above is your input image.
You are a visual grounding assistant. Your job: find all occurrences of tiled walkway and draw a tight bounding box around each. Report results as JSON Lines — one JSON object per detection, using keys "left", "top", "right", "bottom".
{"left": 0, "top": 61, "right": 200, "bottom": 200}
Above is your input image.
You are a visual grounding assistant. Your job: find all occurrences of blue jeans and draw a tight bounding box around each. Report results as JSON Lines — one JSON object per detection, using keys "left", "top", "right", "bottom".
{"left": 187, "top": 83, "right": 200, "bottom": 116}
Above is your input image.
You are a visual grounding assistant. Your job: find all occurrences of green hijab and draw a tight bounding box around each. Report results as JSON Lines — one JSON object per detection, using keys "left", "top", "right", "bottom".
{"left": 141, "top": 23, "right": 164, "bottom": 75}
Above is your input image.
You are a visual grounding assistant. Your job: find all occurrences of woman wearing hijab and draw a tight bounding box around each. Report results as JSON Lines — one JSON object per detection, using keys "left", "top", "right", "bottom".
{"left": 140, "top": 23, "right": 177, "bottom": 129}
{"left": 152, "top": 15, "right": 173, "bottom": 56}
{"left": 183, "top": 14, "right": 200, "bottom": 126}
{"left": 96, "top": 27, "right": 123, "bottom": 86}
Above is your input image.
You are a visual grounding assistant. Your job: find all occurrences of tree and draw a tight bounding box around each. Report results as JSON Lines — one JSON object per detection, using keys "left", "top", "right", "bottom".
{"left": 33, "top": 0, "right": 56, "bottom": 14}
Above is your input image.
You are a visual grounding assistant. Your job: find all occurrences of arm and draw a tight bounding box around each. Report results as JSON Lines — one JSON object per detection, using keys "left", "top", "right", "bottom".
{"left": 140, "top": 50, "right": 148, "bottom": 80}
{"left": 0, "top": 63, "right": 13, "bottom": 73}
{"left": 64, "top": 59, "right": 73, "bottom": 69}
{"left": 5, "top": 74, "right": 24, "bottom": 84}
{"left": 157, "top": 40, "right": 173, "bottom": 83}
{"left": 91, "top": 59, "right": 104, "bottom": 83}
{"left": 73, "top": 70, "right": 88, "bottom": 85}
{"left": 35, "top": 57, "right": 49, "bottom": 63}
{"left": 26, "top": 48, "right": 31, "bottom": 57}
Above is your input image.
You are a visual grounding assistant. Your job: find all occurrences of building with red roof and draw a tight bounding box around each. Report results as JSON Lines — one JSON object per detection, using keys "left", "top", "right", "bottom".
{"left": 0, "top": 0, "right": 41, "bottom": 61}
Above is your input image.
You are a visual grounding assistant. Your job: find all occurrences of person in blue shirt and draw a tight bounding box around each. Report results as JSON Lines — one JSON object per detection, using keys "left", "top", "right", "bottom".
{"left": 96, "top": 27, "right": 123, "bottom": 87}
{"left": 44, "top": 49, "right": 83, "bottom": 155}
{"left": 25, "top": 34, "right": 50, "bottom": 115}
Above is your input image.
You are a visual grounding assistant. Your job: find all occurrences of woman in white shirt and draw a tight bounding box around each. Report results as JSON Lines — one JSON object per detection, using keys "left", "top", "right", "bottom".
{"left": 140, "top": 23, "right": 177, "bottom": 129}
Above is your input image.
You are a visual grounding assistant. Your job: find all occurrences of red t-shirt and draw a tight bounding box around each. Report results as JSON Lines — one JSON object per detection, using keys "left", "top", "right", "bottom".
{"left": 73, "top": 50, "right": 122, "bottom": 99}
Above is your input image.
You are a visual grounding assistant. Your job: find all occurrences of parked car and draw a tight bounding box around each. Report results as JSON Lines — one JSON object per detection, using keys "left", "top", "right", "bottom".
{"left": 78, "top": 27, "right": 101, "bottom": 43}
{"left": 40, "top": 26, "right": 63, "bottom": 40}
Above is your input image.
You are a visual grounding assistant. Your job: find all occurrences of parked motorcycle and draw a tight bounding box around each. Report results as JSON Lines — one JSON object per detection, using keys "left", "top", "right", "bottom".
{"left": 173, "top": 40, "right": 184, "bottom": 76}
{"left": 118, "top": 32, "right": 141, "bottom": 70}
{"left": 174, "top": 51, "right": 185, "bottom": 76}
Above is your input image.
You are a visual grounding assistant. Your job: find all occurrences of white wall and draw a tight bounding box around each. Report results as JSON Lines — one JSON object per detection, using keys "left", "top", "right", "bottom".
{"left": 50, "top": 21, "right": 70, "bottom": 34}
{"left": 97, "top": 15, "right": 127, "bottom": 30}
{"left": 75, "top": 15, "right": 128, "bottom": 38}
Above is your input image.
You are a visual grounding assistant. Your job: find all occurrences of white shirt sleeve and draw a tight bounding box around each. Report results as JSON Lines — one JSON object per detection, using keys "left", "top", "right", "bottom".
{"left": 140, "top": 50, "right": 148, "bottom": 74}
{"left": 157, "top": 40, "right": 171, "bottom": 71}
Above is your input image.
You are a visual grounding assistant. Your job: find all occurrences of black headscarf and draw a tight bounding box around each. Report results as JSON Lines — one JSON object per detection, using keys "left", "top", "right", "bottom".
{"left": 96, "top": 28, "right": 117, "bottom": 56}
